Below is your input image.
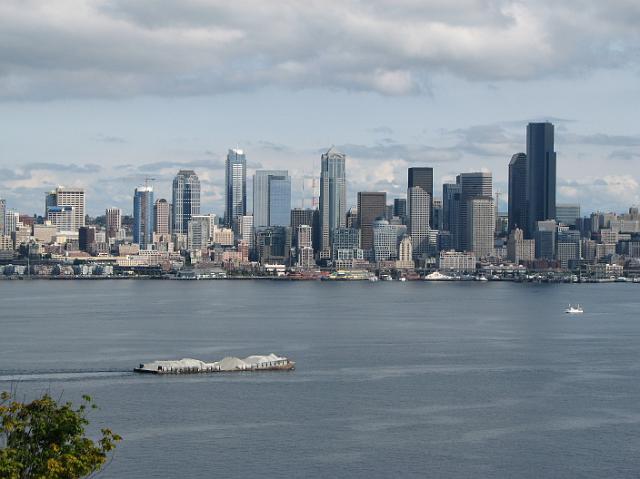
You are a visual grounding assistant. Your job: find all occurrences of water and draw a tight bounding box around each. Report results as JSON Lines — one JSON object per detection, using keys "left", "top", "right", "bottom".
{"left": 1, "top": 280, "right": 640, "bottom": 478}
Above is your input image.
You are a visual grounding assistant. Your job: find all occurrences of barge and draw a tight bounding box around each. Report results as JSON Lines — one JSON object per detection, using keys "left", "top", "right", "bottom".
{"left": 134, "top": 353, "right": 295, "bottom": 374}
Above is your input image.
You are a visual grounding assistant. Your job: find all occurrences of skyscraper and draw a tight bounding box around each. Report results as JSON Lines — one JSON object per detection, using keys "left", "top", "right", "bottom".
{"left": 319, "top": 147, "right": 346, "bottom": 255}
{"left": 393, "top": 198, "right": 407, "bottom": 223}
{"left": 153, "top": 199, "right": 171, "bottom": 235}
{"left": 458, "top": 172, "right": 492, "bottom": 252}
{"left": 133, "top": 186, "right": 154, "bottom": 248}
{"left": 105, "top": 207, "right": 122, "bottom": 239}
{"left": 357, "top": 191, "right": 387, "bottom": 252}
{"left": 526, "top": 122, "right": 556, "bottom": 237}
{"left": 442, "top": 183, "right": 461, "bottom": 247}
{"left": 468, "top": 196, "right": 495, "bottom": 258}
{"left": 45, "top": 187, "right": 85, "bottom": 231}
{"left": 407, "top": 186, "right": 430, "bottom": 258}
{"left": 0, "top": 199, "right": 5, "bottom": 235}
{"left": 408, "top": 167, "right": 434, "bottom": 226}
{"left": 172, "top": 170, "right": 201, "bottom": 235}
{"left": 508, "top": 152, "right": 527, "bottom": 232}
{"left": 225, "top": 149, "right": 247, "bottom": 229}
{"left": 556, "top": 204, "right": 581, "bottom": 226}
{"left": 253, "top": 170, "right": 291, "bottom": 227}
{"left": 290, "top": 208, "right": 317, "bottom": 251}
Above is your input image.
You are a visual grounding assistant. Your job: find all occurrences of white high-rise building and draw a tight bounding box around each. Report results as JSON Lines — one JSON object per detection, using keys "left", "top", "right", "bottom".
{"left": 0, "top": 199, "right": 5, "bottom": 235}
{"left": 239, "top": 215, "right": 254, "bottom": 250}
{"left": 468, "top": 196, "right": 495, "bottom": 258}
{"left": 46, "top": 186, "right": 85, "bottom": 231}
{"left": 408, "top": 186, "right": 430, "bottom": 259}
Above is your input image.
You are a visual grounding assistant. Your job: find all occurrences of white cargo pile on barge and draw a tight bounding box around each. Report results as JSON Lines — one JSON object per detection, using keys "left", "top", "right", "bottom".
{"left": 134, "top": 353, "right": 295, "bottom": 374}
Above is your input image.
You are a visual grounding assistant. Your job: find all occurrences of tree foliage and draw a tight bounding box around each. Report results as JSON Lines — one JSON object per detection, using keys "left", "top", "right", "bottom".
{"left": 0, "top": 391, "right": 121, "bottom": 479}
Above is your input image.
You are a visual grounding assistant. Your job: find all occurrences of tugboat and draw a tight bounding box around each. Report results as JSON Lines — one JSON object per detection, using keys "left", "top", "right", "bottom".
{"left": 565, "top": 304, "right": 584, "bottom": 314}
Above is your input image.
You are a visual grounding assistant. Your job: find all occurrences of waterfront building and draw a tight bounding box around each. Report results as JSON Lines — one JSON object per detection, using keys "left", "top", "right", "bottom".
{"left": 458, "top": 172, "right": 492, "bottom": 253}
{"left": 255, "top": 226, "right": 291, "bottom": 264}
{"left": 357, "top": 192, "right": 387, "bottom": 253}
{"left": 438, "top": 250, "right": 476, "bottom": 273}
{"left": 396, "top": 235, "right": 414, "bottom": 269}
{"left": 296, "top": 224, "right": 314, "bottom": 269}
{"left": 506, "top": 228, "right": 535, "bottom": 264}
{"left": 319, "top": 147, "right": 346, "bottom": 255}
{"left": 45, "top": 187, "right": 85, "bottom": 231}
{"left": 526, "top": 122, "right": 556, "bottom": 237}
{"left": 225, "top": 149, "right": 247, "bottom": 229}
{"left": 407, "top": 186, "right": 430, "bottom": 259}
{"left": 468, "top": 196, "right": 495, "bottom": 259}
{"left": 253, "top": 170, "right": 291, "bottom": 227}
{"left": 557, "top": 242, "right": 581, "bottom": 269}
{"left": 172, "top": 170, "right": 201, "bottom": 235}
{"left": 372, "top": 218, "right": 406, "bottom": 262}
{"left": 106, "top": 207, "right": 122, "bottom": 239}
{"left": 408, "top": 167, "right": 434, "bottom": 226}
{"left": 331, "top": 227, "right": 361, "bottom": 261}
{"left": 154, "top": 199, "right": 171, "bottom": 235}
{"left": 508, "top": 152, "right": 528, "bottom": 232}
{"left": 133, "top": 186, "right": 154, "bottom": 249}
{"left": 556, "top": 204, "right": 580, "bottom": 227}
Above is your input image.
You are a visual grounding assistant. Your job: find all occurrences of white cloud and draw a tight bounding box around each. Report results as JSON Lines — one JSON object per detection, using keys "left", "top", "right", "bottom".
{"left": 0, "top": 0, "right": 638, "bottom": 99}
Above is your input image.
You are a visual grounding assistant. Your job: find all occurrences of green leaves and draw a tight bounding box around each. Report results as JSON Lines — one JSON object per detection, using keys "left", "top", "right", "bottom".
{"left": 0, "top": 392, "right": 121, "bottom": 479}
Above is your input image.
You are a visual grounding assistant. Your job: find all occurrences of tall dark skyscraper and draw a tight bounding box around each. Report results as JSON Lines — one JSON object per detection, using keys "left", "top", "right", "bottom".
{"left": 408, "top": 167, "right": 434, "bottom": 226}
{"left": 526, "top": 122, "right": 556, "bottom": 237}
{"left": 225, "top": 149, "right": 247, "bottom": 229}
{"left": 357, "top": 191, "right": 387, "bottom": 252}
{"left": 508, "top": 152, "right": 527, "bottom": 232}
{"left": 319, "top": 147, "right": 346, "bottom": 255}
{"left": 172, "top": 170, "right": 201, "bottom": 235}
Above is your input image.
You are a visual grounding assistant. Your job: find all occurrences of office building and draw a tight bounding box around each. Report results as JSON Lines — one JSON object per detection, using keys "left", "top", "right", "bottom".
{"left": 332, "top": 227, "right": 360, "bottom": 260}
{"left": 105, "top": 207, "right": 122, "bottom": 239}
{"left": 468, "top": 196, "right": 495, "bottom": 258}
{"left": 78, "top": 226, "right": 96, "bottom": 252}
{"left": 506, "top": 227, "right": 535, "bottom": 264}
{"left": 508, "top": 152, "right": 528, "bottom": 232}
{"left": 372, "top": 218, "right": 406, "bottom": 262}
{"left": 46, "top": 206, "right": 75, "bottom": 232}
{"left": 188, "top": 215, "right": 212, "bottom": 252}
{"left": 239, "top": 215, "right": 254, "bottom": 250}
{"left": 45, "top": 187, "right": 85, "bottom": 231}
{"left": 357, "top": 192, "right": 387, "bottom": 252}
{"left": 172, "top": 170, "right": 201, "bottom": 235}
{"left": 438, "top": 250, "right": 476, "bottom": 272}
{"left": 526, "top": 122, "right": 556, "bottom": 237}
{"left": 432, "top": 198, "right": 443, "bottom": 230}
{"left": 393, "top": 198, "right": 407, "bottom": 223}
{"left": 319, "top": 147, "right": 346, "bottom": 255}
{"left": 442, "top": 183, "right": 461, "bottom": 248}
{"left": 154, "top": 199, "right": 171, "bottom": 235}
{"left": 458, "top": 172, "right": 492, "bottom": 252}
{"left": 396, "top": 235, "right": 414, "bottom": 269}
{"left": 133, "top": 186, "right": 154, "bottom": 248}
{"left": 225, "top": 149, "right": 247, "bottom": 228}
{"left": 556, "top": 204, "right": 581, "bottom": 226}
{"left": 408, "top": 186, "right": 430, "bottom": 258}
{"left": 535, "top": 219, "right": 557, "bottom": 260}
{"left": 408, "top": 167, "right": 434, "bottom": 226}
{"left": 253, "top": 170, "right": 291, "bottom": 227}
{"left": 0, "top": 199, "right": 5, "bottom": 235}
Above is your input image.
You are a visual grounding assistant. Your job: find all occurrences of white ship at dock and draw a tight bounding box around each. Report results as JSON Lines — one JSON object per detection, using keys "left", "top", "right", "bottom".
{"left": 134, "top": 353, "right": 295, "bottom": 374}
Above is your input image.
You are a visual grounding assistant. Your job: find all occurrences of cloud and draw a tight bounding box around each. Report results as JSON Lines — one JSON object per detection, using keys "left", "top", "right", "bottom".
{"left": 137, "top": 159, "right": 225, "bottom": 171}
{"left": 95, "top": 134, "right": 127, "bottom": 144}
{"left": 0, "top": 0, "right": 639, "bottom": 100}
{"left": 557, "top": 175, "right": 640, "bottom": 212}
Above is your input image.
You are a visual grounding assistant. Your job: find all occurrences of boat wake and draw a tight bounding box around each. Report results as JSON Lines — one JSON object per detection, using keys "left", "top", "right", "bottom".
{"left": 0, "top": 370, "right": 130, "bottom": 382}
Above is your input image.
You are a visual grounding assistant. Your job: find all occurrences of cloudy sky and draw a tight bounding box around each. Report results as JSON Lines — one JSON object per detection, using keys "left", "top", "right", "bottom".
{"left": 1, "top": 0, "right": 639, "bottom": 216}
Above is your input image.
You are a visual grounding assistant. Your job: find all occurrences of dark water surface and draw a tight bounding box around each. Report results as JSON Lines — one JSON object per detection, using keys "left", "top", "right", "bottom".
{"left": 1, "top": 280, "right": 640, "bottom": 478}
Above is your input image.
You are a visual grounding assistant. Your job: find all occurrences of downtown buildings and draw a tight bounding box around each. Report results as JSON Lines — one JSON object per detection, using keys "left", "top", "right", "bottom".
{"left": 3, "top": 121, "right": 640, "bottom": 278}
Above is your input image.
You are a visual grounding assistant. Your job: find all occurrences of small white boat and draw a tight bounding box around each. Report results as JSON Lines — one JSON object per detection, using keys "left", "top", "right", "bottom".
{"left": 565, "top": 304, "right": 584, "bottom": 314}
